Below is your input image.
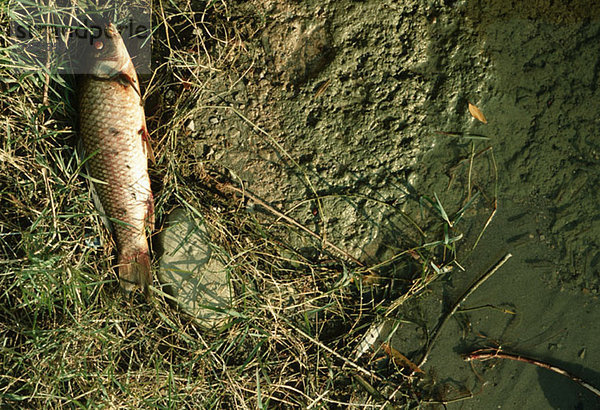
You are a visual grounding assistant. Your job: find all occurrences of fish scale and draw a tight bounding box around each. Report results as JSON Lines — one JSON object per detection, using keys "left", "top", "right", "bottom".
{"left": 79, "top": 23, "right": 154, "bottom": 294}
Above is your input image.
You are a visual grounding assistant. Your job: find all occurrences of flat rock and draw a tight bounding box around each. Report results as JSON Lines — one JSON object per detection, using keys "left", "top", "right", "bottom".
{"left": 158, "top": 207, "right": 231, "bottom": 329}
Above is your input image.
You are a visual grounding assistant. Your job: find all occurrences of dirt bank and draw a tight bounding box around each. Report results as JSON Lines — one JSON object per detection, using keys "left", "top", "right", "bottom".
{"left": 168, "top": 0, "right": 600, "bottom": 407}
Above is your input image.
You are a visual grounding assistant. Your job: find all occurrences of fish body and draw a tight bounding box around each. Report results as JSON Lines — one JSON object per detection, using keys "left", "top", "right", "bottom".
{"left": 78, "top": 23, "right": 153, "bottom": 293}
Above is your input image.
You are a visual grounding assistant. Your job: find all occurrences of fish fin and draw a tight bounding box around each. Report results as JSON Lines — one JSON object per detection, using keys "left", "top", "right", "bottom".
{"left": 114, "top": 58, "right": 143, "bottom": 97}
{"left": 145, "top": 138, "right": 155, "bottom": 163}
{"left": 146, "top": 193, "right": 155, "bottom": 232}
{"left": 118, "top": 249, "right": 152, "bottom": 297}
{"left": 116, "top": 59, "right": 153, "bottom": 165}
{"left": 140, "top": 122, "right": 155, "bottom": 163}
{"left": 117, "top": 71, "right": 142, "bottom": 96}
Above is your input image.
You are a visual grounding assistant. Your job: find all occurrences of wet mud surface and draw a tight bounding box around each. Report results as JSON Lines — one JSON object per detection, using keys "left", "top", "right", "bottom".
{"left": 168, "top": 0, "right": 600, "bottom": 407}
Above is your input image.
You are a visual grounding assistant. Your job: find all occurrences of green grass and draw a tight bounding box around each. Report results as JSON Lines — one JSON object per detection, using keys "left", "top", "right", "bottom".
{"left": 0, "top": 0, "right": 499, "bottom": 407}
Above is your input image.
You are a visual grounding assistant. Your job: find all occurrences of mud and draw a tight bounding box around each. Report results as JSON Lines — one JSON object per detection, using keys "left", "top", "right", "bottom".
{"left": 175, "top": 0, "right": 600, "bottom": 407}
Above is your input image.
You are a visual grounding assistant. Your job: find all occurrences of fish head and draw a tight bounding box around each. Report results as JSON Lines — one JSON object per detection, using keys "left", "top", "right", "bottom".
{"left": 88, "top": 23, "right": 133, "bottom": 79}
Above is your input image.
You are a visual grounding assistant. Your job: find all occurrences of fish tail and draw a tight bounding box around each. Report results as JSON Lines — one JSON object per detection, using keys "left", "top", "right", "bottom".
{"left": 118, "top": 249, "right": 151, "bottom": 296}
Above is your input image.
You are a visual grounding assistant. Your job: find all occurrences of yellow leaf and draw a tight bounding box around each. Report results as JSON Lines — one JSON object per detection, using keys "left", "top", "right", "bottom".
{"left": 468, "top": 102, "right": 488, "bottom": 124}
{"left": 380, "top": 342, "right": 424, "bottom": 373}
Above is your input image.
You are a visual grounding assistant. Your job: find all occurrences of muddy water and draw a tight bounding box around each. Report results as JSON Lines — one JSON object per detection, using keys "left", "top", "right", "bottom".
{"left": 185, "top": 0, "right": 600, "bottom": 406}
{"left": 407, "top": 4, "right": 600, "bottom": 408}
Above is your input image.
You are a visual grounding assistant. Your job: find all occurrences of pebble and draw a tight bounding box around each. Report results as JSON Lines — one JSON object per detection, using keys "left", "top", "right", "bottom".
{"left": 158, "top": 208, "right": 232, "bottom": 329}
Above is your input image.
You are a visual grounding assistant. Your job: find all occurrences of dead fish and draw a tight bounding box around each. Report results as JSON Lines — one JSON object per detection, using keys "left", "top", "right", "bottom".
{"left": 78, "top": 23, "right": 154, "bottom": 294}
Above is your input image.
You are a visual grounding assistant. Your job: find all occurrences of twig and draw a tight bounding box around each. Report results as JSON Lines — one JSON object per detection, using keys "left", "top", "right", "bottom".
{"left": 416, "top": 253, "right": 513, "bottom": 369}
{"left": 465, "top": 348, "right": 600, "bottom": 398}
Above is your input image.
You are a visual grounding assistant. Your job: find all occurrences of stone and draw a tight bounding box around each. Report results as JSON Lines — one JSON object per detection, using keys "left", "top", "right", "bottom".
{"left": 158, "top": 207, "right": 231, "bottom": 329}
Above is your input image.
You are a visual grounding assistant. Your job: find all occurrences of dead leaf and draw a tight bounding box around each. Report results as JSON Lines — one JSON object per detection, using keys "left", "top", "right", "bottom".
{"left": 468, "top": 102, "right": 488, "bottom": 124}
{"left": 380, "top": 342, "right": 424, "bottom": 373}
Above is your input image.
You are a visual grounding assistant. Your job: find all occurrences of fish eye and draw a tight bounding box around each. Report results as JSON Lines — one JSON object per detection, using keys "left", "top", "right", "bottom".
{"left": 94, "top": 41, "right": 103, "bottom": 50}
